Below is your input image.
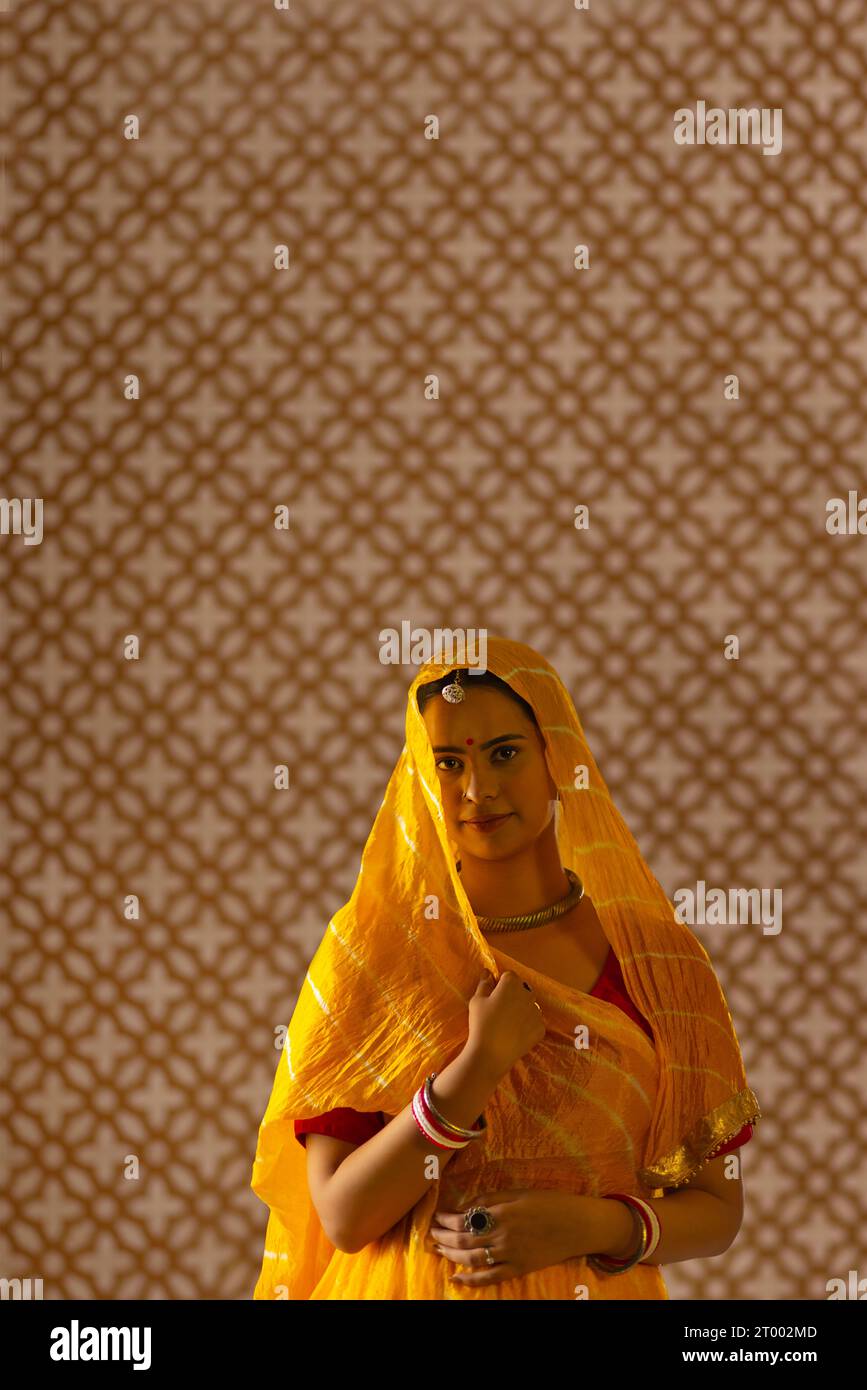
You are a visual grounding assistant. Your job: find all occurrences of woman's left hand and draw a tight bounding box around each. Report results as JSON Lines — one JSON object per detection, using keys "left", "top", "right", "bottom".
{"left": 429, "top": 1188, "right": 598, "bottom": 1285}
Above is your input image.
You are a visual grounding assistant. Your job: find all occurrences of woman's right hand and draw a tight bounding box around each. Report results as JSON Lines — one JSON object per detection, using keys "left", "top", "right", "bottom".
{"left": 466, "top": 969, "right": 546, "bottom": 1075}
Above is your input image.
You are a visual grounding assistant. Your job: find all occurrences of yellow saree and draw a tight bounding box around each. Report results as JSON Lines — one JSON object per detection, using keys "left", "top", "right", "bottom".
{"left": 250, "top": 636, "right": 761, "bottom": 1299}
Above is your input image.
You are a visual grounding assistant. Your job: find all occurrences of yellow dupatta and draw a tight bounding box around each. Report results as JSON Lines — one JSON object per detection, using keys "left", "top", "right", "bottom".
{"left": 250, "top": 635, "right": 761, "bottom": 1298}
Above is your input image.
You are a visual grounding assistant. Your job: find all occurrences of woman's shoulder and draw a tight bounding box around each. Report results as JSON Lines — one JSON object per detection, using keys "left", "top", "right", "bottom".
{"left": 294, "top": 1107, "right": 386, "bottom": 1148}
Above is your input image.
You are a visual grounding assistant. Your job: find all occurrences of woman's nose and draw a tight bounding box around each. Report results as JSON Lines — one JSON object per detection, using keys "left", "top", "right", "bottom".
{"left": 462, "top": 762, "right": 498, "bottom": 802}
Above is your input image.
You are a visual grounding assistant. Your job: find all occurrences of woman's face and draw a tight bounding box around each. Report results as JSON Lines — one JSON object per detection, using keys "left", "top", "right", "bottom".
{"left": 421, "top": 683, "right": 558, "bottom": 867}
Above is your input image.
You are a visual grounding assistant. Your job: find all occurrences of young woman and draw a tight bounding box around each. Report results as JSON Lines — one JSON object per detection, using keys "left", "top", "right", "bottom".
{"left": 250, "top": 635, "right": 761, "bottom": 1299}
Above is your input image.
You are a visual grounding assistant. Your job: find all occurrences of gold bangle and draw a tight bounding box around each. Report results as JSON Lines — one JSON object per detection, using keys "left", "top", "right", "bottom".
{"left": 586, "top": 1200, "right": 648, "bottom": 1274}
{"left": 423, "top": 1073, "right": 487, "bottom": 1140}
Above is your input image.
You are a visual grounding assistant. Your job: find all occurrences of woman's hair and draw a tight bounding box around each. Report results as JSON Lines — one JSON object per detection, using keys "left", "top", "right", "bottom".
{"left": 416, "top": 668, "right": 540, "bottom": 729}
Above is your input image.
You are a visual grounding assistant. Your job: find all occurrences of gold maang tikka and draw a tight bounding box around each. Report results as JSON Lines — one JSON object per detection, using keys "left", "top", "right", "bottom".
{"left": 441, "top": 669, "right": 466, "bottom": 703}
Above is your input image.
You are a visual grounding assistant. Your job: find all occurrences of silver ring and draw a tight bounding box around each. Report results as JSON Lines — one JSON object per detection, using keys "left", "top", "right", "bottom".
{"left": 464, "top": 1205, "right": 495, "bottom": 1236}
{"left": 483, "top": 1245, "right": 496, "bottom": 1266}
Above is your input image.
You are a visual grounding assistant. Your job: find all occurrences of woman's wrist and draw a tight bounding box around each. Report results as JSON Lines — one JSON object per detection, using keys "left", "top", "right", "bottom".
{"left": 426, "top": 1042, "right": 505, "bottom": 1135}
{"left": 459, "top": 1038, "right": 511, "bottom": 1087}
{"left": 587, "top": 1194, "right": 640, "bottom": 1259}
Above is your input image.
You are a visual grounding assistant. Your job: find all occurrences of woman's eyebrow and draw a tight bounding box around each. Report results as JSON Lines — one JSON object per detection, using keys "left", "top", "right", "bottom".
{"left": 432, "top": 733, "right": 528, "bottom": 754}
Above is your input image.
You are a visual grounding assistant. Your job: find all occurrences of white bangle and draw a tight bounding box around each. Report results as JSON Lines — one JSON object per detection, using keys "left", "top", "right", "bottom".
{"left": 410, "top": 1086, "right": 468, "bottom": 1149}
{"left": 631, "top": 1196, "right": 661, "bottom": 1261}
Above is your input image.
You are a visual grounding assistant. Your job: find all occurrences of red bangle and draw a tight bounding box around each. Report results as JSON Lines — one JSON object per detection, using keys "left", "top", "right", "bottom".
{"left": 588, "top": 1193, "right": 650, "bottom": 1272}
{"left": 419, "top": 1074, "right": 485, "bottom": 1140}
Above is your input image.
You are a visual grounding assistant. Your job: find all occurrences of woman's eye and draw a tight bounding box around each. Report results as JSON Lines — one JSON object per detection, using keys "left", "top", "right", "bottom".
{"left": 435, "top": 746, "right": 519, "bottom": 773}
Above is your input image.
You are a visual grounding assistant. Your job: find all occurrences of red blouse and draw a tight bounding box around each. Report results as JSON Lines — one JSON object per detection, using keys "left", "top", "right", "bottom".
{"left": 294, "top": 947, "right": 754, "bottom": 1160}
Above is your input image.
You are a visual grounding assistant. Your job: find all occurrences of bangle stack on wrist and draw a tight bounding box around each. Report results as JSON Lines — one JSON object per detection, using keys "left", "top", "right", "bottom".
{"left": 410, "top": 1072, "right": 487, "bottom": 1150}
{"left": 587, "top": 1193, "right": 662, "bottom": 1274}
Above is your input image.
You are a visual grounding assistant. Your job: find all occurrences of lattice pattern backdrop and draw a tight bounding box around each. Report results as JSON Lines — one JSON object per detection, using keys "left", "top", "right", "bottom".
{"left": 3, "top": 0, "right": 867, "bottom": 1301}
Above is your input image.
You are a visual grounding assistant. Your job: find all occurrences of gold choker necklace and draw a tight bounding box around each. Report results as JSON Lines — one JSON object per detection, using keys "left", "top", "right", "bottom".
{"left": 474, "top": 869, "right": 585, "bottom": 933}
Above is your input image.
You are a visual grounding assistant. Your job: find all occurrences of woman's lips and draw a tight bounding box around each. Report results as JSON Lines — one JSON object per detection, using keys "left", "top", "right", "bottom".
{"left": 462, "top": 813, "right": 513, "bottom": 834}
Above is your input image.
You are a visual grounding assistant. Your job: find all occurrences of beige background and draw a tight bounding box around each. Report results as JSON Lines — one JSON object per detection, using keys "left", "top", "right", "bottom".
{"left": 3, "top": 0, "right": 867, "bottom": 1300}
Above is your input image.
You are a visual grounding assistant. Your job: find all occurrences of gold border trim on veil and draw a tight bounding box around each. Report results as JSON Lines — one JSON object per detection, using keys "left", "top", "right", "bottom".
{"left": 638, "top": 1086, "right": 762, "bottom": 1192}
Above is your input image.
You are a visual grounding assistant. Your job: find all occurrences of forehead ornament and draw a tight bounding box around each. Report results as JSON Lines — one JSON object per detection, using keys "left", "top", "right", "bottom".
{"left": 441, "top": 670, "right": 466, "bottom": 703}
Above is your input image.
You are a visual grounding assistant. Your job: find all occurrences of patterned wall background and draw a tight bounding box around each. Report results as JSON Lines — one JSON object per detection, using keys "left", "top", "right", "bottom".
{"left": 3, "top": 0, "right": 867, "bottom": 1301}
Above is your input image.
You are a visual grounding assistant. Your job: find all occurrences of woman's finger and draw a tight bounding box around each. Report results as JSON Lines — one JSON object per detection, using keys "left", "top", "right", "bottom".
{"left": 429, "top": 1212, "right": 466, "bottom": 1232}
{"left": 430, "top": 1224, "right": 487, "bottom": 1248}
{"left": 434, "top": 1238, "right": 502, "bottom": 1267}
{"left": 450, "top": 1262, "right": 517, "bottom": 1286}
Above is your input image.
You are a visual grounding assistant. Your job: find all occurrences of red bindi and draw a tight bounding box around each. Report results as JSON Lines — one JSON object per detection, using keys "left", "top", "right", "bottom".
{"left": 465, "top": 738, "right": 474, "bottom": 745}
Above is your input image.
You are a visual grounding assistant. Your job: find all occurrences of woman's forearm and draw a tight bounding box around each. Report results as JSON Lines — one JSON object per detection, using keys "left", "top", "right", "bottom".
{"left": 588, "top": 1189, "right": 741, "bottom": 1265}
{"left": 326, "top": 1043, "right": 508, "bottom": 1253}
